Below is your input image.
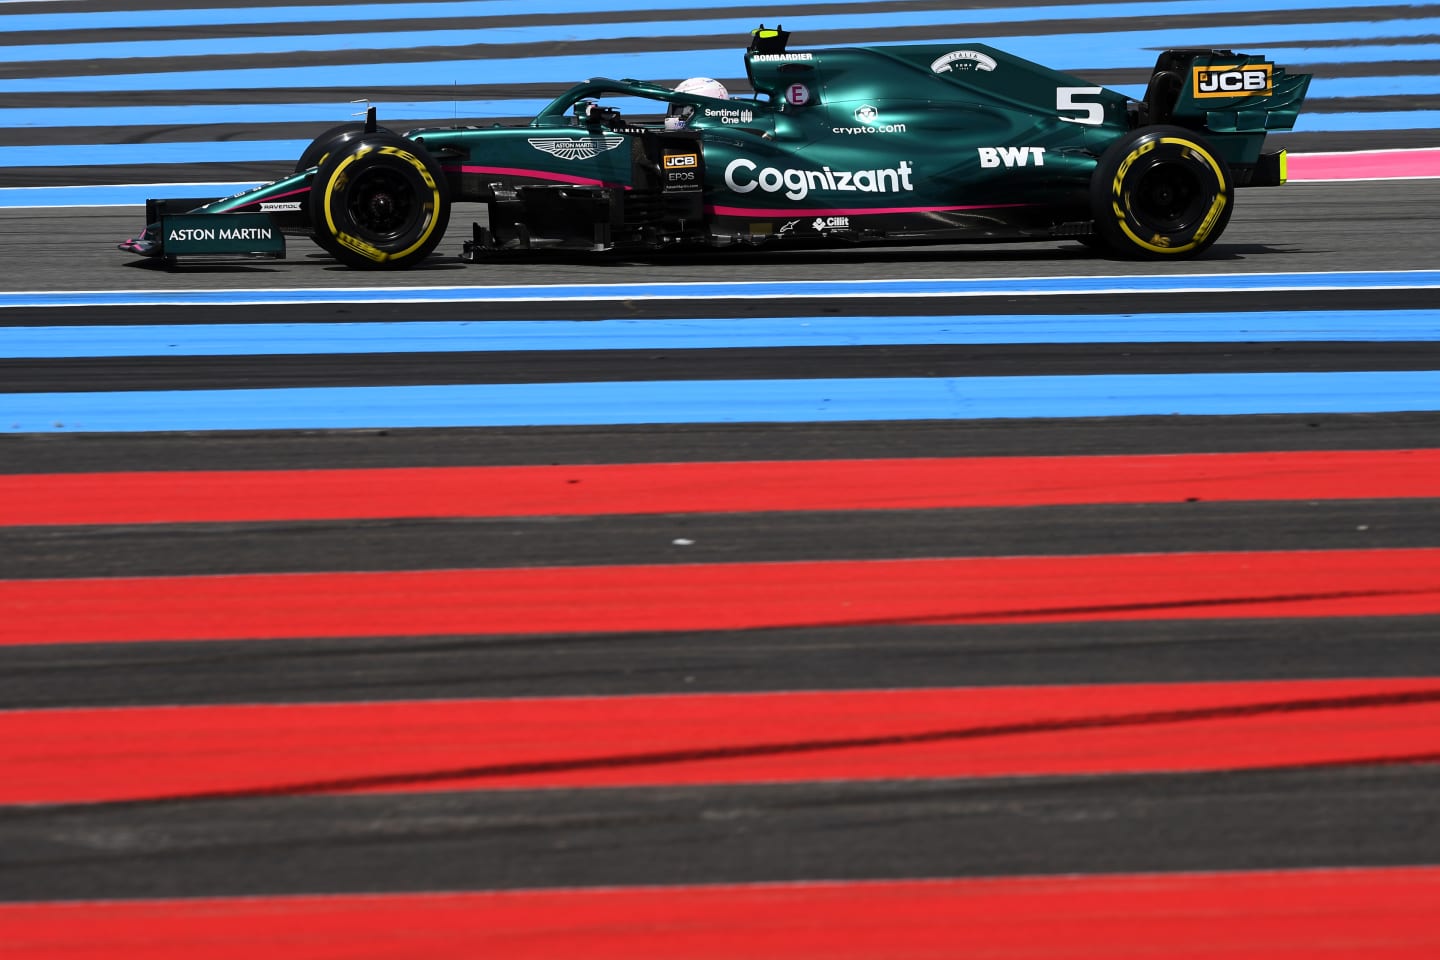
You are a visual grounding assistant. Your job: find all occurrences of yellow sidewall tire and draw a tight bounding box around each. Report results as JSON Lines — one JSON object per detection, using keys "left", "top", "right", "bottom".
{"left": 308, "top": 133, "right": 451, "bottom": 270}
{"left": 1089, "top": 126, "right": 1233, "bottom": 260}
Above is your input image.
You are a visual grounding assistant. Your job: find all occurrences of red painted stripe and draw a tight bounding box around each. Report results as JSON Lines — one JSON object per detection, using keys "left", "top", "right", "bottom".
{"left": 3, "top": 678, "right": 1437, "bottom": 803}
{"left": 5, "top": 867, "right": 1440, "bottom": 959}
{"left": 3, "top": 449, "right": 1437, "bottom": 526}
{"left": 3, "top": 548, "right": 1439, "bottom": 647}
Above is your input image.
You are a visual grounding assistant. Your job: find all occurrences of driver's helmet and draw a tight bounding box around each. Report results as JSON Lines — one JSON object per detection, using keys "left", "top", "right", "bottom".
{"left": 667, "top": 77, "right": 729, "bottom": 123}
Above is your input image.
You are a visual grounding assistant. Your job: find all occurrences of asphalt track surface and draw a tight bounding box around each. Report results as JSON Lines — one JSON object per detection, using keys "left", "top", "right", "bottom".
{"left": 5, "top": 180, "right": 1440, "bottom": 957}
{"left": 5, "top": 2, "right": 1440, "bottom": 957}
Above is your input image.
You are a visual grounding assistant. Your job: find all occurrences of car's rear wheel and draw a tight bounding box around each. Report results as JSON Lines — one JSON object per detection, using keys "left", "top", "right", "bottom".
{"left": 308, "top": 132, "right": 451, "bottom": 269}
{"left": 1088, "top": 126, "right": 1233, "bottom": 259}
{"left": 294, "top": 122, "right": 395, "bottom": 173}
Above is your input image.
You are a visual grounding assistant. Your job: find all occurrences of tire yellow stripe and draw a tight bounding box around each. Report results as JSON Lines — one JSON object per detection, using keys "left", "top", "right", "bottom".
{"left": 1112, "top": 136, "right": 1228, "bottom": 255}
{"left": 322, "top": 145, "right": 442, "bottom": 264}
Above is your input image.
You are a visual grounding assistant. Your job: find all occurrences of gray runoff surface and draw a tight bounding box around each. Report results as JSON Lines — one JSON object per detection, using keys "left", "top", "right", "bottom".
{"left": 1, "top": 181, "right": 1438, "bottom": 291}
{"left": 5, "top": 766, "right": 1439, "bottom": 902}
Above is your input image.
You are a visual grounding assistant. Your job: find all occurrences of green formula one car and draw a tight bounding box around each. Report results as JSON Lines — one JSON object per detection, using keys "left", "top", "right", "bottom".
{"left": 119, "top": 25, "right": 1310, "bottom": 267}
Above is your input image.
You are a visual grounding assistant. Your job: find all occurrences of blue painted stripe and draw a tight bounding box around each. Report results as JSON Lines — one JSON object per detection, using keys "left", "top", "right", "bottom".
{"left": 2, "top": 31, "right": 1434, "bottom": 93}
{"left": 6, "top": 310, "right": 1438, "bottom": 359}
{"left": 0, "top": 182, "right": 259, "bottom": 209}
{"left": 0, "top": 140, "right": 311, "bottom": 168}
{"left": 5, "top": 272, "right": 1439, "bottom": 310}
{"left": 5, "top": 370, "right": 1440, "bottom": 432}
{"left": 0, "top": 0, "right": 938, "bottom": 32}
{"left": 1292, "top": 76, "right": 1440, "bottom": 99}
{"left": 0, "top": 0, "right": 1407, "bottom": 35}
{"left": 10, "top": 8, "right": 1433, "bottom": 64}
{"left": 9, "top": 76, "right": 1440, "bottom": 131}
{"left": 2, "top": 100, "right": 556, "bottom": 129}
{"left": 1291, "top": 111, "right": 1440, "bottom": 133}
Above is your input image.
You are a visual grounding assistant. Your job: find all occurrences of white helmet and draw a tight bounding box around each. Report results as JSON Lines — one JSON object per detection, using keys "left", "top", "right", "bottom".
{"left": 674, "top": 77, "right": 729, "bottom": 100}
{"left": 667, "top": 77, "right": 729, "bottom": 126}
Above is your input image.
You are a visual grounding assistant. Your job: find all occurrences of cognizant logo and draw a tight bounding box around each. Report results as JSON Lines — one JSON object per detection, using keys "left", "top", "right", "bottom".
{"left": 724, "top": 158, "right": 916, "bottom": 201}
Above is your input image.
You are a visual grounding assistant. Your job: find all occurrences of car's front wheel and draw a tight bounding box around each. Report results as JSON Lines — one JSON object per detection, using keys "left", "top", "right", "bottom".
{"left": 307, "top": 132, "right": 451, "bottom": 269}
{"left": 294, "top": 122, "right": 395, "bottom": 174}
{"left": 1088, "top": 126, "right": 1233, "bottom": 259}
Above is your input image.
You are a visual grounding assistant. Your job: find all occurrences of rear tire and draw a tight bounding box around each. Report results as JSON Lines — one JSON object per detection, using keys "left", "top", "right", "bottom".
{"left": 1089, "top": 126, "right": 1232, "bottom": 259}
{"left": 308, "top": 132, "right": 451, "bottom": 270}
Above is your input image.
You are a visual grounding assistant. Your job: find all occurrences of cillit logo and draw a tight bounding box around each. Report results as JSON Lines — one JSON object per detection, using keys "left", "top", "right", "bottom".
{"left": 1192, "top": 64, "right": 1273, "bottom": 98}
{"left": 978, "top": 146, "right": 1045, "bottom": 168}
{"left": 812, "top": 216, "right": 850, "bottom": 231}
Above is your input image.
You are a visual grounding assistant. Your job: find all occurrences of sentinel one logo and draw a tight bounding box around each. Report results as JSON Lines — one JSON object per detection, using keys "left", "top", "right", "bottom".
{"left": 1192, "top": 64, "right": 1273, "bottom": 98}
{"left": 724, "top": 159, "right": 915, "bottom": 201}
{"left": 167, "top": 227, "right": 274, "bottom": 241}
{"left": 705, "top": 107, "right": 755, "bottom": 124}
{"left": 978, "top": 146, "right": 1046, "bottom": 168}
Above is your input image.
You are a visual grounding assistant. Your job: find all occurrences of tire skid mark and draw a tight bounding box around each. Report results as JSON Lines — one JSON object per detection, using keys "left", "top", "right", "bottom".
{"left": 5, "top": 548, "right": 1440, "bottom": 646}
{"left": 5, "top": 679, "right": 1440, "bottom": 806}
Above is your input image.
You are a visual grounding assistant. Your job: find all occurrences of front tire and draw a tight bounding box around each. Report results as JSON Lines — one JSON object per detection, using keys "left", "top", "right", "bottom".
{"left": 1089, "top": 126, "right": 1233, "bottom": 259}
{"left": 294, "top": 122, "right": 394, "bottom": 174}
{"left": 308, "top": 133, "right": 451, "bottom": 269}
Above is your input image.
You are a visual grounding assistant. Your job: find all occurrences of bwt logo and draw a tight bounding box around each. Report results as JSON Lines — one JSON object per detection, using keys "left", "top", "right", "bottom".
{"left": 1192, "top": 64, "right": 1273, "bottom": 98}
{"left": 978, "top": 146, "right": 1045, "bottom": 168}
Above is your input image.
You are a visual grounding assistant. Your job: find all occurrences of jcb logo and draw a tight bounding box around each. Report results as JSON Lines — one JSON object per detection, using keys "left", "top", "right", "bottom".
{"left": 978, "top": 146, "right": 1046, "bottom": 168}
{"left": 1192, "top": 64, "right": 1273, "bottom": 98}
{"left": 664, "top": 153, "right": 698, "bottom": 169}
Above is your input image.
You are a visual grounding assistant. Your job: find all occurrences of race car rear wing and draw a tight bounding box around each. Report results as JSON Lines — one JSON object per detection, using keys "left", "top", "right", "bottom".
{"left": 1138, "top": 49, "right": 1311, "bottom": 185}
